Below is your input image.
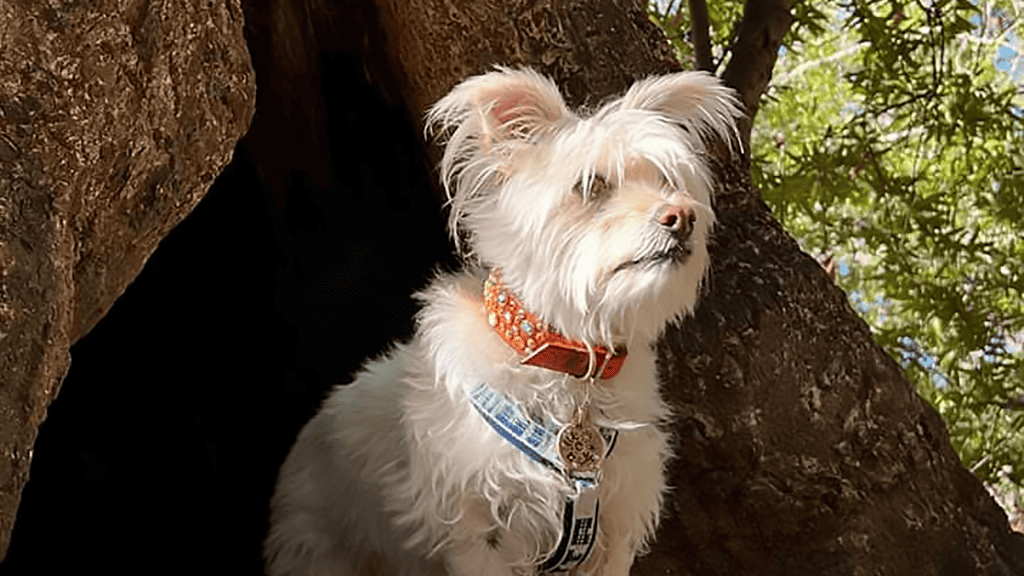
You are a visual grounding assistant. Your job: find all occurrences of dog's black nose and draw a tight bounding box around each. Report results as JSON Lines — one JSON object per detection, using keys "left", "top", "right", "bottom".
{"left": 656, "top": 204, "right": 695, "bottom": 240}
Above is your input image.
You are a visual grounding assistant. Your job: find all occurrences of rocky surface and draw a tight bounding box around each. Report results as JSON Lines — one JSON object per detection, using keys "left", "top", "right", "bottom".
{"left": 0, "top": 0, "right": 254, "bottom": 559}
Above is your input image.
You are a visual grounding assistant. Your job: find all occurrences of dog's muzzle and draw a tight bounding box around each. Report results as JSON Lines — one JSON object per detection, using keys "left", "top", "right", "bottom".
{"left": 612, "top": 203, "right": 698, "bottom": 274}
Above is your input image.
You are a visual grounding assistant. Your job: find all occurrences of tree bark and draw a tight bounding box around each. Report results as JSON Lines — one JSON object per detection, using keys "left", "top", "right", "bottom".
{"left": 364, "top": 0, "right": 1024, "bottom": 573}
{"left": 720, "top": 0, "right": 792, "bottom": 150}
{"left": 0, "top": 0, "right": 254, "bottom": 560}
{"left": 689, "top": 0, "right": 713, "bottom": 71}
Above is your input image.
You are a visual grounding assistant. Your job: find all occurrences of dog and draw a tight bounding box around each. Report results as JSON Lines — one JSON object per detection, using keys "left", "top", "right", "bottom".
{"left": 264, "top": 67, "right": 742, "bottom": 576}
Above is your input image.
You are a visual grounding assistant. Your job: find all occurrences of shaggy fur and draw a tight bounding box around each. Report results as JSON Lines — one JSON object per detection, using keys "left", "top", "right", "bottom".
{"left": 264, "top": 67, "right": 742, "bottom": 576}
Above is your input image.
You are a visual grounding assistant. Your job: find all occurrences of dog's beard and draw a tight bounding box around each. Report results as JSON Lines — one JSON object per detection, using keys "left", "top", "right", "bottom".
{"left": 612, "top": 241, "right": 693, "bottom": 274}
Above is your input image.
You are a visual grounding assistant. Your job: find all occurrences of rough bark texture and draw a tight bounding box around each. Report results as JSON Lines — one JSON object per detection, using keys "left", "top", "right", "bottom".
{"left": 720, "top": 0, "right": 792, "bottom": 150}
{"left": 364, "top": 0, "right": 1024, "bottom": 573}
{"left": 371, "top": 0, "right": 681, "bottom": 115}
{"left": 0, "top": 0, "right": 254, "bottom": 559}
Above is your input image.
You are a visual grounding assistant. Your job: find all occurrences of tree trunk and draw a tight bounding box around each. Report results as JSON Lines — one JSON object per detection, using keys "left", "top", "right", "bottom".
{"left": 362, "top": 0, "right": 1024, "bottom": 573}
{"left": 0, "top": 0, "right": 255, "bottom": 560}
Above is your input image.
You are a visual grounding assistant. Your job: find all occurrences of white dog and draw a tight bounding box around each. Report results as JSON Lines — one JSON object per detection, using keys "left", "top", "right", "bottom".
{"left": 264, "top": 67, "right": 741, "bottom": 576}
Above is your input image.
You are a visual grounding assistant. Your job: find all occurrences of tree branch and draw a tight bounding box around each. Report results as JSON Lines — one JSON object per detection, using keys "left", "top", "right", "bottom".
{"left": 1001, "top": 394, "right": 1024, "bottom": 411}
{"left": 689, "top": 0, "right": 713, "bottom": 70}
{"left": 721, "top": 0, "right": 793, "bottom": 148}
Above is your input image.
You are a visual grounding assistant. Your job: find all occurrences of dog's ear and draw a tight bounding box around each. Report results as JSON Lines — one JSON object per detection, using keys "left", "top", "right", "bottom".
{"left": 427, "top": 67, "right": 571, "bottom": 150}
{"left": 617, "top": 71, "right": 744, "bottom": 150}
{"left": 427, "top": 68, "right": 572, "bottom": 251}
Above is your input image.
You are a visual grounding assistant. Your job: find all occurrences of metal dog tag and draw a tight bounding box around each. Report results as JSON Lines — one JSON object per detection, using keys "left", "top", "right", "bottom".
{"left": 558, "top": 403, "right": 605, "bottom": 474}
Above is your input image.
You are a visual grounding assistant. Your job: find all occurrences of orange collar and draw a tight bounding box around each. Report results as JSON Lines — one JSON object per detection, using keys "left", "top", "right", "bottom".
{"left": 483, "top": 269, "right": 627, "bottom": 379}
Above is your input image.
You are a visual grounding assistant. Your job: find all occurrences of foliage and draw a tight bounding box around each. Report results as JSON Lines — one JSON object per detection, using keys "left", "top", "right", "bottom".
{"left": 649, "top": 0, "right": 1024, "bottom": 494}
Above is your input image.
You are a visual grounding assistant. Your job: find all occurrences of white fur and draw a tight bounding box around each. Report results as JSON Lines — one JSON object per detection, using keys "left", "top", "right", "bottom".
{"left": 264, "top": 67, "right": 742, "bottom": 576}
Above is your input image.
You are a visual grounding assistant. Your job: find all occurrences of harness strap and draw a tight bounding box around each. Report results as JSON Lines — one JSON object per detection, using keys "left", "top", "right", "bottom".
{"left": 537, "top": 487, "right": 600, "bottom": 573}
{"left": 468, "top": 383, "right": 617, "bottom": 572}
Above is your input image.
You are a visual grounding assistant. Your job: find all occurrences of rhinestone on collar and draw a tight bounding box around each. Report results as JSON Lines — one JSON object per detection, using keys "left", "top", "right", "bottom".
{"left": 483, "top": 268, "right": 627, "bottom": 379}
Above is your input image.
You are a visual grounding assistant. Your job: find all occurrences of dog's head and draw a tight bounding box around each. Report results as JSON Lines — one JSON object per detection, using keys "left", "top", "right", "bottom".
{"left": 427, "top": 67, "right": 742, "bottom": 345}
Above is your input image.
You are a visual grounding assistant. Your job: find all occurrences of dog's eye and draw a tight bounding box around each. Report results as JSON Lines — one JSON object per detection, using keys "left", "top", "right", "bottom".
{"left": 574, "top": 174, "right": 610, "bottom": 200}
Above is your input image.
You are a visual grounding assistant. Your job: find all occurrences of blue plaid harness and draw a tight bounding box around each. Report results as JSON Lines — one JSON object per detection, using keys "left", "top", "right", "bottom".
{"left": 468, "top": 383, "right": 618, "bottom": 573}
